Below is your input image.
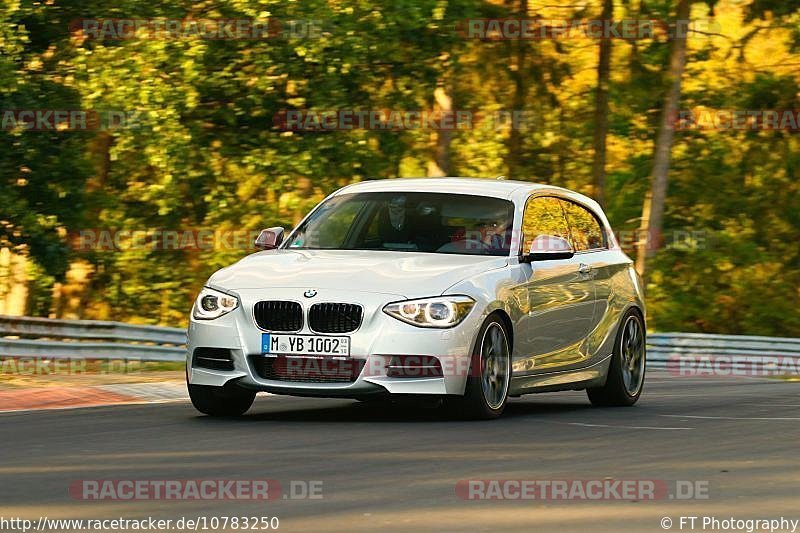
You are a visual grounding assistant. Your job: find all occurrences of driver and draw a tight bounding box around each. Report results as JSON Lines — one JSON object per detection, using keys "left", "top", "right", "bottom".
{"left": 378, "top": 195, "right": 414, "bottom": 244}
{"left": 478, "top": 214, "right": 511, "bottom": 252}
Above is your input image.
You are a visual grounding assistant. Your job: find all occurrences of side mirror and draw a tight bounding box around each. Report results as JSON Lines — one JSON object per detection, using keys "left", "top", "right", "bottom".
{"left": 522, "top": 234, "right": 574, "bottom": 262}
{"left": 255, "top": 227, "right": 285, "bottom": 250}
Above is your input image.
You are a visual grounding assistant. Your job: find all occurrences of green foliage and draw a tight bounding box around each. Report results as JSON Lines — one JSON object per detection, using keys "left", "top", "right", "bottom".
{"left": 1, "top": 0, "right": 798, "bottom": 335}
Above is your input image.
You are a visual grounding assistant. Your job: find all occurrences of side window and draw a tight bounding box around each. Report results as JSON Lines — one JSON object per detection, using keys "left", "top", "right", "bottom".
{"left": 521, "top": 196, "right": 571, "bottom": 254}
{"left": 560, "top": 200, "right": 606, "bottom": 251}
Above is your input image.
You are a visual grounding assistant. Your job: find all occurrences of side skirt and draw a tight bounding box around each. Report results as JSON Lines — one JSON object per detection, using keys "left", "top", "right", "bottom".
{"left": 509, "top": 354, "right": 612, "bottom": 396}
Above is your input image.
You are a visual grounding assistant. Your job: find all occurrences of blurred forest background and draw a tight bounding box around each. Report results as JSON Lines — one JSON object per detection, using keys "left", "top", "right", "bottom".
{"left": 1, "top": 0, "right": 798, "bottom": 334}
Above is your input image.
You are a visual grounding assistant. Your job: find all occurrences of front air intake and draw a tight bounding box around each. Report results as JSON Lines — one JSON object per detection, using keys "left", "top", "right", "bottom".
{"left": 192, "top": 347, "right": 235, "bottom": 371}
{"left": 250, "top": 355, "right": 365, "bottom": 383}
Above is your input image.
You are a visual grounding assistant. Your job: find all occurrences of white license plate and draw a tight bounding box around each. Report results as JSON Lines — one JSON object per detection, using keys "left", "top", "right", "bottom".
{"left": 261, "top": 333, "right": 350, "bottom": 357}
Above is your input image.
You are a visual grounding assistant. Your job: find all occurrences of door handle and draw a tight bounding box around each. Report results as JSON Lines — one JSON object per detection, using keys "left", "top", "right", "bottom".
{"left": 578, "top": 263, "right": 592, "bottom": 274}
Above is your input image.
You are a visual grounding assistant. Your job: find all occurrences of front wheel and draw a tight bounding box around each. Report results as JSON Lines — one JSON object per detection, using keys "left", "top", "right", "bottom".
{"left": 188, "top": 382, "right": 256, "bottom": 417}
{"left": 587, "top": 310, "right": 646, "bottom": 407}
{"left": 450, "top": 314, "right": 512, "bottom": 420}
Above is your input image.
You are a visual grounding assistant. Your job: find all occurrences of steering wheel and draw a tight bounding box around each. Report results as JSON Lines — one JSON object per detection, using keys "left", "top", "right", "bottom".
{"left": 436, "top": 239, "right": 491, "bottom": 253}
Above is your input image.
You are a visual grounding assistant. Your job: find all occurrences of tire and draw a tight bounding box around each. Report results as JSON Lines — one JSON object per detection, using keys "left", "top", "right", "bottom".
{"left": 188, "top": 382, "right": 256, "bottom": 417}
{"left": 587, "top": 309, "right": 646, "bottom": 407}
{"left": 450, "top": 314, "right": 512, "bottom": 420}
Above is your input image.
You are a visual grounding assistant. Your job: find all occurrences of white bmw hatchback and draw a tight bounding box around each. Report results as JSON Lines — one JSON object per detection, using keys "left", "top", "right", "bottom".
{"left": 187, "top": 178, "right": 646, "bottom": 419}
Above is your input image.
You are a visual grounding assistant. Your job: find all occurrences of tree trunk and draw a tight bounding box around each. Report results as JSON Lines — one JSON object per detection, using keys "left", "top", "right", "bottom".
{"left": 635, "top": 0, "right": 691, "bottom": 276}
{"left": 428, "top": 83, "right": 453, "bottom": 177}
{"left": 507, "top": 0, "right": 529, "bottom": 180}
{"left": 73, "top": 130, "right": 115, "bottom": 319}
{"left": 591, "top": 0, "right": 613, "bottom": 207}
{"left": 0, "top": 248, "right": 29, "bottom": 316}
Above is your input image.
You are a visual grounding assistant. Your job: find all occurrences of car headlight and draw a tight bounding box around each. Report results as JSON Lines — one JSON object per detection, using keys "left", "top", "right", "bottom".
{"left": 383, "top": 296, "right": 475, "bottom": 328}
{"left": 193, "top": 287, "right": 239, "bottom": 320}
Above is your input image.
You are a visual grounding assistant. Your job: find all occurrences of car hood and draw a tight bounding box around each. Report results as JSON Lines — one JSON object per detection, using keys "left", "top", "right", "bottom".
{"left": 208, "top": 249, "right": 508, "bottom": 299}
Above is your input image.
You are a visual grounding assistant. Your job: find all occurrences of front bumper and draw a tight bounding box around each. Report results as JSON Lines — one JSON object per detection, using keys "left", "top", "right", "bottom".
{"left": 187, "top": 287, "right": 482, "bottom": 397}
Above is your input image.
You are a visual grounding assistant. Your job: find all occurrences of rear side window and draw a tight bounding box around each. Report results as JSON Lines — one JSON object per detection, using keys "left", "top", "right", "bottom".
{"left": 560, "top": 200, "right": 606, "bottom": 251}
{"left": 521, "top": 196, "right": 571, "bottom": 254}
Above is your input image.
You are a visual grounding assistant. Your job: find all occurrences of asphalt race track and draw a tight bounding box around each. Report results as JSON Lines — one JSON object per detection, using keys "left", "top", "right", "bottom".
{"left": 2, "top": 372, "right": 799, "bottom": 533}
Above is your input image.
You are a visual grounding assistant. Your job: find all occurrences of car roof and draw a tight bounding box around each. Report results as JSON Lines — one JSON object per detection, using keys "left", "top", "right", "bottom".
{"left": 334, "top": 177, "right": 564, "bottom": 200}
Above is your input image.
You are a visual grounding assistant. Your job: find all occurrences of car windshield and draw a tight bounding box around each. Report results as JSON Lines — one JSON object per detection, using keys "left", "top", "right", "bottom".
{"left": 284, "top": 192, "right": 515, "bottom": 256}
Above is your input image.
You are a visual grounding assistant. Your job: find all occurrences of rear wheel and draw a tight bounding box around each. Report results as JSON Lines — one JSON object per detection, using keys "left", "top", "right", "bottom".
{"left": 451, "top": 314, "right": 511, "bottom": 420}
{"left": 587, "top": 310, "right": 646, "bottom": 406}
{"left": 188, "top": 382, "right": 256, "bottom": 417}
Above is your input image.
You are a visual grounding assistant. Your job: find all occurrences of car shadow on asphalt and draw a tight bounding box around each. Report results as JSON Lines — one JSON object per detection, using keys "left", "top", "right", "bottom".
{"left": 190, "top": 395, "right": 594, "bottom": 424}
